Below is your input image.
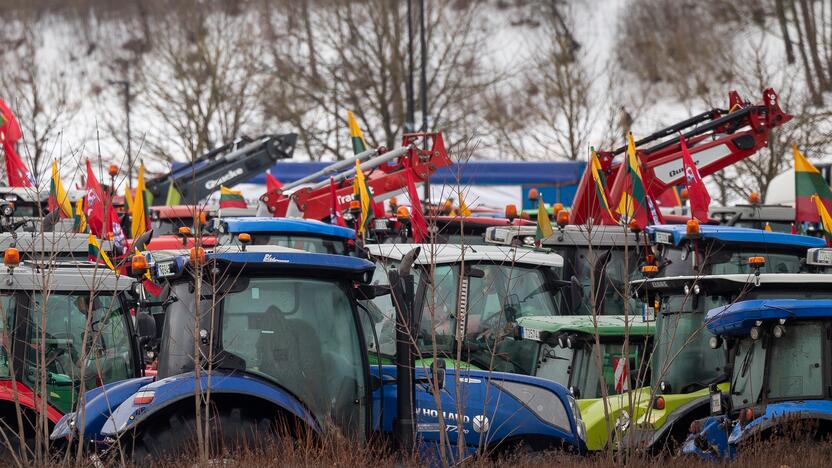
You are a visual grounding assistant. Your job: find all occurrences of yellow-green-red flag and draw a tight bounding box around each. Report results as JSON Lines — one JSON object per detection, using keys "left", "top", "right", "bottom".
{"left": 49, "top": 160, "right": 73, "bottom": 218}
{"left": 131, "top": 163, "right": 150, "bottom": 239}
{"left": 590, "top": 148, "right": 617, "bottom": 223}
{"left": 616, "top": 132, "right": 649, "bottom": 228}
{"left": 535, "top": 195, "right": 554, "bottom": 241}
{"left": 795, "top": 145, "right": 832, "bottom": 223}
{"left": 347, "top": 110, "right": 368, "bottom": 155}
{"left": 353, "top": 160, "right": 375, "bottom": 235}
{"left": 88, "top": 234, "right": 116, "bottom": 271}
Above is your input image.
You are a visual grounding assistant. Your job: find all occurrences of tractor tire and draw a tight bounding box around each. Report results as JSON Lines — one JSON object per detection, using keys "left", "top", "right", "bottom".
{"left": 129, "top": 405, "right": 278, "bottom": 466}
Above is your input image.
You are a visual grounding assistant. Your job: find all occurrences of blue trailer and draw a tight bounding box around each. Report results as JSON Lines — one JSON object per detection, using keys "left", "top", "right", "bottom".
{"left": 683, "top": 297, "right": 832, "bottom": 459}
{"left": 52, "top": 246, "right": 586, "bottom": 463}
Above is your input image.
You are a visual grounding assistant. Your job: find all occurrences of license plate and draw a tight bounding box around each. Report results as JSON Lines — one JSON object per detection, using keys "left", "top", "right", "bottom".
{"left": 521, "top": 327, "right": 541, "bottom": 341}
{"left": 655, "top": 231, "right": 672, "bottom": 245}
{"left": 818, "top": 249, "right": 832, "bottom": 263}
{"left": 156, "top": 261, "right": 174, "bottom": 278}
{"left": 642, "top": 304, "right": 655, "bottom": 322}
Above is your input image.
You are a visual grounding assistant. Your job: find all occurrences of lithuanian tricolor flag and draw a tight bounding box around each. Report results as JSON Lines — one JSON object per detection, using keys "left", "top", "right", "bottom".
{"left": 590, "top": 148, "right": 616, "bottom": 223}
{"left": 353, "top": 160, "right": 375, "bottom": 235}
{"left": 616, "top": 132, "right": 649, "bottom": 228}
{"left": 347, "top": 110, "right": 368, "bottom": 155}
{"left": 535, "top": 195, "right": 554, "bottom": 241}
{"left": 813, "top": 195, "right": 832, "bottom": 245}
{"left": 795, "top": 145, "right": 832, "bottom": 223}
{"left": 88, "top": 234, "right": 115, "bottom": 271}
{"left": 219, "top": 186, "right": 247, "bottom": 209}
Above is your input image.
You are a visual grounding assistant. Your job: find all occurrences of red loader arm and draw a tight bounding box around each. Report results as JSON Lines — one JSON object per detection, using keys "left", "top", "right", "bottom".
{"left": 261, "top": 132, "right": 452, "bottom": 220}
{"left": 571, "top": 88, "right": 792, "bottom": 225}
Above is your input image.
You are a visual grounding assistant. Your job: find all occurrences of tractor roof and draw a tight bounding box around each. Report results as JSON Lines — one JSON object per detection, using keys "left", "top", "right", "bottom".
{"left": 208, "top": 246, "right": 373, "bottom": 276}
{"left": 365, "top": 243, "right": 563, "bottom": 267}
{"left": 0, "top": 232, "right": 114, "bottom": 259}
{"left": 633, "top": 273, "right": 832, "bottom": 292}
{"left": 486, "top": 224, "right": 637, "bottom": 247}
{"left": 706, "top": 299, "right": 832, "bottom": 336}
{"left": 0, "top": 263, "right": 134, "bottom": 291}
{"left": 517, "top": 315, "right": 654, "bottom": 337}
{"left": 219, "top": 217, "right": 355, "bottom": 240}
{"left": 647, "top": 224, "right": 824, "bottom": 249}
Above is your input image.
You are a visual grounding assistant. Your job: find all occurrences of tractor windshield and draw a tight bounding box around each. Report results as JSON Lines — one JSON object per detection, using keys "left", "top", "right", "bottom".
{"left": 25, "top": 292, "right": 137, "bottom": 413}
{"left": 220, "top": 277, "right": 366, "bottom": 436}
{"left": 657, "top": 244, "right": 806, "bottom": 277}
{"left": 554, "top": 246, "right": 642, "bottom": 316}
{"left": 569, "top": 339, "right": 650, "bottom": 400}
{"left": 418, "top": 262, "right": 560, "bottom": 374}
{"left": 218, "top": 232, "right": 350, "bottom": 255}
{"left": 651, "top": 294, "right": 726, "bottom": 394}
{"left": 731, "top": 321, "right": 825, "bottom": 410}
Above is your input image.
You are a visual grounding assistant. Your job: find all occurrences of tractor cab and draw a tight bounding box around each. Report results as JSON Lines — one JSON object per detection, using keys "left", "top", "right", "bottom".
{"left": 708, "top": 204, "right": 796, "bottom": 233}
{"left": 486, "top": 224, "right": 646, "bottom": 315}
{"left": 621, "top": 231, "right": 828, "bottom": 453}
{"left": 647, "top": 224, "right": 825, "bottom": 277}
{"left": 363, "top": 243, "right": 566, "bottom": 374}
{"left": 0, "top": 253, "right": 144, "bottom": 427}
{"left": 213, "top": 217, "right": 355, "bottom": 255}
{"left": 148, "top": 205, "right": 210, "bottom": 236}
{"left": 684, "top": 298, "right": 832, "bottom": 459}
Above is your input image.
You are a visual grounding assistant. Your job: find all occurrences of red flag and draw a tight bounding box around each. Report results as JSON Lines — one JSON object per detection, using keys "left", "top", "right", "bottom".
{"left": 405, "top": 168, "right": 428, "bottom": 243}
{"left": 265, "top": 169, "right": 283, "bottom": 192}
{"left": 680, "top": 136, "right": 711, "bottom": 222}
{"left": 85, "top": 161, "right": 107, "bottom": 237}
{"left": 329, "top": 177, "right": 346, "bottom": 227}
{"left": 0, "top": 99, "right": 33, "bottom": 188}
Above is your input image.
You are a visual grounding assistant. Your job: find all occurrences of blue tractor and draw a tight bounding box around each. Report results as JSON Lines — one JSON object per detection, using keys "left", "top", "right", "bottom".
{"left": 212, "top": 217, "right": 355, "bottom": 255}
{"left": 52, "top": 246, "right": 587, "bottom": 463}
{"left": 683, "top": 297, "right": 832, "bottom": 459}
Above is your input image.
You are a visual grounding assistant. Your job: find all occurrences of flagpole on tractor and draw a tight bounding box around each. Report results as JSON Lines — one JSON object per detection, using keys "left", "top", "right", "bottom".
{"left": 419, "top": 0, "right": 431, "bottom": 205}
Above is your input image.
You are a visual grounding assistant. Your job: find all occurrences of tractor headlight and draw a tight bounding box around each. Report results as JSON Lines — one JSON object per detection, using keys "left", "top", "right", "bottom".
{"left": 496, "top": 381, "right": 570, "bottom": 432}
{"left": 567, "top": 394, "right": 586, "bottom": 441}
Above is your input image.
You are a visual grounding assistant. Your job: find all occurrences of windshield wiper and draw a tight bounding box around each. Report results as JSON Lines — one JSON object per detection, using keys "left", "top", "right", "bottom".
{"left": 730, "top": 343, "right": 756, "bottom": 395}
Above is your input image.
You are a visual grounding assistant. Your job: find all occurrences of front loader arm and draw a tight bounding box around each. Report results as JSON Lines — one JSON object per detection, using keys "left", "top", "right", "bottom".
{"left": 571, "top": 88, "right": 791, "bottom": 225}
{"left": 260, "top": 132, "right": 452, "bottom": 220}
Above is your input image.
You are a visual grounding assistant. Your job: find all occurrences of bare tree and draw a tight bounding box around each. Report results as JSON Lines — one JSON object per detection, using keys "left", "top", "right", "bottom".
{"left": 261, "top": 0, "right": 501, "bottom": 161}
{"left": 0, "top": 19, "right": 83, "bottom": 183}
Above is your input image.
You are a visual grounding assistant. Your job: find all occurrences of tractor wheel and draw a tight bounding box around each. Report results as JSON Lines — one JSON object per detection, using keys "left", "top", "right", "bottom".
{"left": 129, "top": 405, "right": 278, "bottom": 465}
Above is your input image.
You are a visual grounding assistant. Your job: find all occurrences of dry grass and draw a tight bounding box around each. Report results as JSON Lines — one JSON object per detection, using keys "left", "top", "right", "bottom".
{"left": 26, "top": 434, "right": 832, "bottom": 468}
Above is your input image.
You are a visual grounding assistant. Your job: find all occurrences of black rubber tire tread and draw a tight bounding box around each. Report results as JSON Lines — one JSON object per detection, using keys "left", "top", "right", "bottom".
{"left": 129, "top": 404, "right": 279, "bottom": 466}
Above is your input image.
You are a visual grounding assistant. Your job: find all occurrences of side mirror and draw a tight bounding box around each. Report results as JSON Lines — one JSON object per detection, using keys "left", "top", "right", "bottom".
{"left": 136, "top": 311, "right": 157, "bottom": 344}
{"left": 355, "top": 284, "right": 392, "bottom": 300}
{"left": 465, "top": 266, "right": 485, "bottom": 278}
{"left": 569, "top": 275, "right": 584, "bottom": 310}
{"left": 133, "top": 229, "right": 154, "bottom": 252}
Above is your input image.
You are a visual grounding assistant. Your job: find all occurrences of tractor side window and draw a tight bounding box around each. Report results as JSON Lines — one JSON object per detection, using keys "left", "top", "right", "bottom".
{"left": 0, "top": 294, "right": 15, "bottom": 378}
{"left": 767, "top": 322, "right": 824, "bottom": 401}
